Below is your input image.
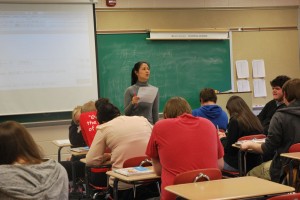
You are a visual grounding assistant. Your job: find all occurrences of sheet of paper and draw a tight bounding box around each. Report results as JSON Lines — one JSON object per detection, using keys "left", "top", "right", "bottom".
{"left": 56, "top": 139, "right": 70, "bottom": 145}
{"left": 237, "top": 80, "right": 250, "bottom": 92}
{"left": 253, "top": 79, "right": 267, "bottom": 97}
{"left": 137, "top": 87, "right": 158, "bottom": 103}
{"left": 236, "top": 60, "right": 249, "bottom": 78}
{"left": 252, "top": 59, "right": 265, "bottom": 78}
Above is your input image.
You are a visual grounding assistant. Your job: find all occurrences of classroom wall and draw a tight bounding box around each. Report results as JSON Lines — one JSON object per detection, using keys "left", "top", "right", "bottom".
{"left": 95, "top": 8, "right": 300, "bottom": 106}
{"left": 23, "top": 1, "right": 300, "bottom": 160}
{"left": 28, "top": 124, "right": 71, "bottom": 161}
{"left": 95, "top": 0, "right": 300, "bottom": 8}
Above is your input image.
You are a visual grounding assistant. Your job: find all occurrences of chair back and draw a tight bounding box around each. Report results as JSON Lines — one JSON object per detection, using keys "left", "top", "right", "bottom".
{"left": 267, "top": 192, "right": 300, "bottom": 200}
{"left": 79, "top": 111, "right": 99, "bottom": 147}
{"left": 238, "top": 134, "right": 266, "bottom": 141}
{"left": 173, "top": 168, "right": 222, "bottom": 185}
{"left": 123, "top": 156, "right": 152, "bottom": 168}
{"left": 289, "top": 143, "right": 300, "bottom": 153}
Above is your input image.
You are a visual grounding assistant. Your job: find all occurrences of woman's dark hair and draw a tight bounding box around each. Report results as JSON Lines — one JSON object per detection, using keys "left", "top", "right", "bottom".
{"left": 95, "top": 98, "right": 121, "bottom": 123}
{"left": 131, "top": 61, "right": 150, "bottom": 85}
{"left": 226, "top": 96, "right": 263, "bottom": 132}
{"left": 0, "top": 121, "right": 43, "bottom": 165}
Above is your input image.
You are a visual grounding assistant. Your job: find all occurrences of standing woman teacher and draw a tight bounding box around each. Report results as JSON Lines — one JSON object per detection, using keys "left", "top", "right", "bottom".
{"left": 124, "top": 61, "right": 159, "bottom": 124}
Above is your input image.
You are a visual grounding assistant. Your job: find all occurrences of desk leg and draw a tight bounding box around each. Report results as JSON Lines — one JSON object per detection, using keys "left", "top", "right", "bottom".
{"left": 71, "top": 161, "right": 79, "bottom": 193}
{"left": 289, "top": 160, "right": 294, "bottom": 187}
{"left": 238, "top": 150, "right": 243, "bottom": 176}
{"left": 58, "top": 146, "right": 63, "bottom": 162}
{"left": 113, "top": 178, "right": 119, "bottom": 200}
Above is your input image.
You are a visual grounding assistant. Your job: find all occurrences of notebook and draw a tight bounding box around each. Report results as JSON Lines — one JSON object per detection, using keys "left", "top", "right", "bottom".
{"left": 114, "top": 166, "right": 154, "bottom": 177}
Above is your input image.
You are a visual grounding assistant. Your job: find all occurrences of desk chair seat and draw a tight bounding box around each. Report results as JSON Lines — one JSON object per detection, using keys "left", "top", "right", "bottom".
{"left": 222, "top": 134, "right": 266, "bottom": 178}
{"left": 174, "top": 168, "right": 222, "bottom": 185}
{"left": 267, "top": 192, "right": 300, "bottom": 200}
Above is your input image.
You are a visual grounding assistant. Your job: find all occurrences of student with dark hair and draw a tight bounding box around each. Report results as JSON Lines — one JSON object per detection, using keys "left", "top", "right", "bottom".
{"left": 0, "top": 121, "right": 68, "bottom": 200}
{"left": 220, "top": 96, "right": 264, "bottom": 172}
{"left": 124, "top": 61, "right": 159, "bottom": 124}
{"left": 86, "top": 98, "right": 158, "bottom": 200}
{"left": 258, "top": 75, "right": 291, "bottom": 134}
{"left": 146, "top": 97, "right": 224, "bottom": 200}
{"left": 192, "top": 88, "right": 228, "bottom": 130}
{"left": 241, "top": 78, "right": 300, "bottom": 182}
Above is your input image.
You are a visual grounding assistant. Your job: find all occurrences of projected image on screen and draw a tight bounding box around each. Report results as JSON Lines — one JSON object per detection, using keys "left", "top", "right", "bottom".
{"left": 0, "top": 4, "right": 98, "bottom": 115}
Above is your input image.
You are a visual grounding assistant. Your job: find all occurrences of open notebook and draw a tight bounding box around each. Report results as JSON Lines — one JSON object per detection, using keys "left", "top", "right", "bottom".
{"left": 235, "top": 138, "right": 266, "bottom": 146}
{"left": 114, "top": 166, "right": 154, "bottom": 177}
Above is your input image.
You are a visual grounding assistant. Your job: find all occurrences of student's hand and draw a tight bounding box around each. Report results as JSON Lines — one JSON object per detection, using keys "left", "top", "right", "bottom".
{"left": 240, "top": 141, "right": 253, "bottom": 151}
{"left": 132, "top": 95, "right": 140, "bottom": 105}
{"left": 218, "top": 131, "right": 226, "bottom": 139}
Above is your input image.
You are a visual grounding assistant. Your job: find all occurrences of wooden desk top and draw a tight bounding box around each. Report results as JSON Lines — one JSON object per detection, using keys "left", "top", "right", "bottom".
{"left": 106, "top": 167, "right": 160, "bottom": 183}
{"left": 70, "top": 150, "right": 88, "bottom": 156}
{"left": 281, "top": 152, "right": 300, "bottom": 160}
{"left": 52, "top": 139, "right": 71, "bottom": 147}
{"left": 165, "top": 176, "right": 294, "bottom": 200}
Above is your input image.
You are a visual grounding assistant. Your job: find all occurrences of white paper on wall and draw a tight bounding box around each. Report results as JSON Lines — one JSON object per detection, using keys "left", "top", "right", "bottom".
{"left": 252, "top": 59, "right": 265, "bottom": 78}
{"left": 237, "top": 79, "right": 250, "bottom": 92}
{"left": 236, "top": 60, "right": 249, "bottom": 78}
{"left": 253, "top": 79, "right": 267, "bottom": 97}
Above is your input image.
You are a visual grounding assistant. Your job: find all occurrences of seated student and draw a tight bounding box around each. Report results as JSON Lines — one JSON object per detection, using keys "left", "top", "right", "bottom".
{"left": 61, "top": 105, "right": 87, "bottom": 191}
{"left": 86, "top": 98, "right": 158, "bottom": 200}
{"left": 69, "top": 105, "right": 86, "bottom": 148}
{"left": 258, "top": 75, "right": 290, "bottom": 135}
{"left": 146, "top": 97, "right": 224, "bottom": 200}
{"left": 241, "top": 78, "right": 300, "bottom": 183}
{"left": 192, "top": 88, "right": 228, "bottom": 130}
{"left": 220, "top": 96, "right": 264, "bottom": 172}
{"left": 0, "top": 121, "right": 68, "bottom": 200}
{"left": 79, "top": 100, "right": 98, "bottom": 146}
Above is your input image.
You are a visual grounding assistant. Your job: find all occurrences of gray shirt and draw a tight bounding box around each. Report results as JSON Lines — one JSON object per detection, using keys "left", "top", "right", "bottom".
{"left": 124, "top": 81, "right": 159, "bottom": 124}
{"left": 0, "top": 159, "right": 68, "bottom": 200}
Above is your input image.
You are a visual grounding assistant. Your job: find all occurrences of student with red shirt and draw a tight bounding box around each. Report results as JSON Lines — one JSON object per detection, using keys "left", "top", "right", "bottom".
{"left": 146, "top": 97, "right": 224, "bottom": 200}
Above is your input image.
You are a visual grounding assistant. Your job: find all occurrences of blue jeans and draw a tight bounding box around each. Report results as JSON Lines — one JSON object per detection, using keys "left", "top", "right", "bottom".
{"left": 223, "top": 161, "right": 238, "bottom": 171}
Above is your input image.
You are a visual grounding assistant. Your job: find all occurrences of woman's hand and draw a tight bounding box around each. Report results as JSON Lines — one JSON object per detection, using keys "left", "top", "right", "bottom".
{"left": 132, "top": 95, "right": 140, "bottom": 105}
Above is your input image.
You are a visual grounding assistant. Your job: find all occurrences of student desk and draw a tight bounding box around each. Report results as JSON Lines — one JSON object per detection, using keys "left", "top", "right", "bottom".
{"left": 232, "top": 138, "right": 265, "bottom": 176}
{"left": 106, "top": 167, "right": 160, "bottom": 200}
{"left": 52, "top": 139, "right": 71, "bottom": 162}
{"left": 165, "top": 176, "right": 294, "bottom": 200}
{"left": 281, "top": 152, "right": 300, "bottom": 160}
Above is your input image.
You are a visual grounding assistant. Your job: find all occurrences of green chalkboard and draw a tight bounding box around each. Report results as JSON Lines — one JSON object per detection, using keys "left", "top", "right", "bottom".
{"left": 97, "top": 33, "right": 232, "bottom": 113}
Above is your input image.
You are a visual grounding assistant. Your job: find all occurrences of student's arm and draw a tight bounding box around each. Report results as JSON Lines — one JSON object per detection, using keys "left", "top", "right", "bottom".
{"left": 218, "top": 158, "right": 224, "bottom": 170}
{"left": 152, "top": 92, "right": 159, "bottom": 124}
{"left": 240, "top": 142, "right": 263, "bottom": 154}
{"left": 86, "top": 130, "right": 110, "bottom": 166}
{"left": 69, "top": 120, "right": 86, "bottom": 147}
{"left": 151, "top": 157, "right": 162, "bottom": 176}
{"left": 124, "top": 87, "right": 134, "bottom": 115}
{"left": 216, "top": 132, "right": 225, "bottom": 170}
{"left": 223, "top": 118, "right": 240, "bottom": 155}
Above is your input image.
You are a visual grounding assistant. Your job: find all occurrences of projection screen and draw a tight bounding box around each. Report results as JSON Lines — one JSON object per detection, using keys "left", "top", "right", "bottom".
{"left": 0, "top": 3, "right": 98, "bottom": 116}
